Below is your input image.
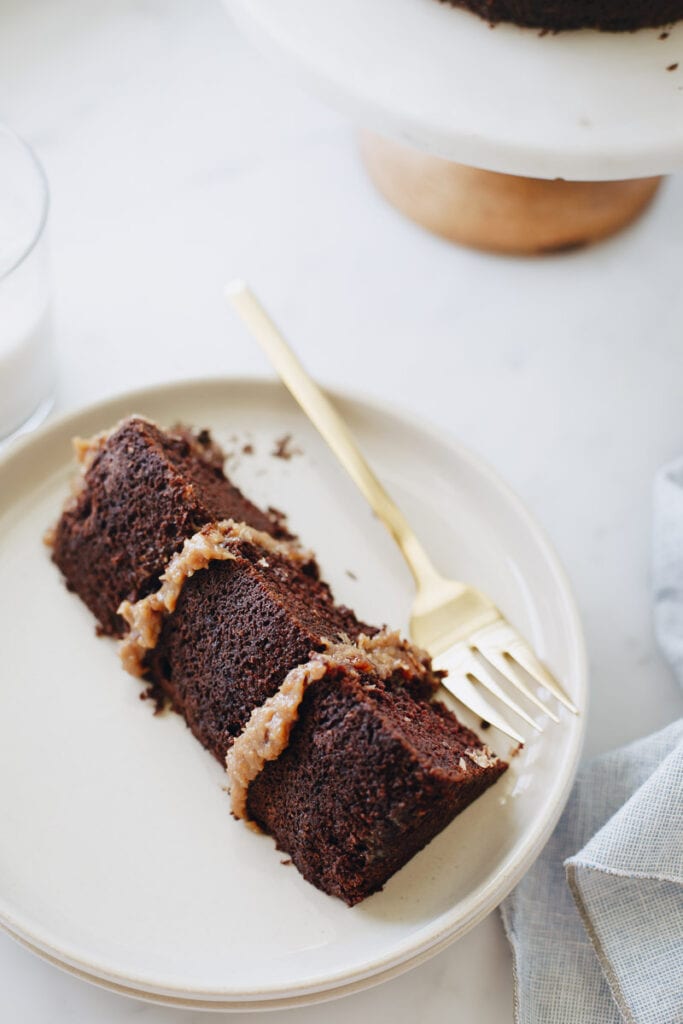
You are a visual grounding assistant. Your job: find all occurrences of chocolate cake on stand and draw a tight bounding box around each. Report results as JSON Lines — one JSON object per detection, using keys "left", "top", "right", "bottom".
{"left": 226, "top": 0, "right": 683, "bottom": 253}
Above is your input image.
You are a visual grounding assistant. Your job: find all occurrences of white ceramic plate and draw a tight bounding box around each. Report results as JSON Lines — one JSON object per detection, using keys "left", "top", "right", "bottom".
{"left": 227, "top": 0, "right": 683, "bottom": 180}
{"left": 0, "top": 378, "right": 586, "bottom": 1009}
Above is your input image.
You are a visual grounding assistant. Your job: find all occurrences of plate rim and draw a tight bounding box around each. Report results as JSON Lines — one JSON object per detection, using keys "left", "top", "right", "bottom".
{"left": 0, "top": 375, "right": 587, "bottom": 1004}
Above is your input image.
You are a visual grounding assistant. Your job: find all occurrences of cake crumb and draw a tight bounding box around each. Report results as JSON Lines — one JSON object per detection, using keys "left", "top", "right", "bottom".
{"left": 139, "top": 685, "right": 168, "bottom": 715}
{"left": 479, "top": 719, "right": 491, "bottom": 730}
{"left": 267, "top": 506, "right": 291, "bottom": 535}
{"left": 223, "top": 434, "right": 255, "bottom": 468}
{"left": 280, "top": 858, "right": 292, "bottom": 866}
{"left": 346, "top": 569, "right": 358, "bottom": 581}
{"left": 272, "top": 434, "right": 301, "bottom": 460}
{"left": 509, "top": 743, "right": 524, "bottom": 758}
{"left": 660, "top": 30, "right": 670, "bottom": 38}
{"left": 667, "top": 62, "right": 678, "bottom": 71}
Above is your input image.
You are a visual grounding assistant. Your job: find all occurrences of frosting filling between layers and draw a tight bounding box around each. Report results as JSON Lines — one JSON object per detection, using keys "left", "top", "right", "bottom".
{"left": 225, "top": 629, "right": 446, "bottom": 825}
{"left": 118, "top": 519, "right": 311, "bottom": 676}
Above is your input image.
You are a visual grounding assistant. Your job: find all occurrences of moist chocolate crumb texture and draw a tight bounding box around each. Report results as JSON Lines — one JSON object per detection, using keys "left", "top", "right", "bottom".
{"left": 50, "top": 417, "right": 507, "bottom": 905}
{"left": 441, "top": 0, "right": 683, "bottom": 31}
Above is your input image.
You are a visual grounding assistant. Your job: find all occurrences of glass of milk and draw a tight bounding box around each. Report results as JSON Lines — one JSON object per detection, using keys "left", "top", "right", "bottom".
{"left": 0, "top": 125, "right": 55, "bottom": 441}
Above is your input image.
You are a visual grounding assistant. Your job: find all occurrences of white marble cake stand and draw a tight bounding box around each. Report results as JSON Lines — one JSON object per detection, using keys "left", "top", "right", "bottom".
{"left": 226, "top": 0, "right": 683, "bottom": 252}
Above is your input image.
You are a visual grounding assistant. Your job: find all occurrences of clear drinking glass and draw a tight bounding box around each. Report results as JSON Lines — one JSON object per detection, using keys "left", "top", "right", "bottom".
{"left": 0, "top": 124, "right": 55, "bottom": 441}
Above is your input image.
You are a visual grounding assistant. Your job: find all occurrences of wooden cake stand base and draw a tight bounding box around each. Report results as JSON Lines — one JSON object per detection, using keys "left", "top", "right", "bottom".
{"left": 360, "top": 133, "right": 662, "bottom": 255}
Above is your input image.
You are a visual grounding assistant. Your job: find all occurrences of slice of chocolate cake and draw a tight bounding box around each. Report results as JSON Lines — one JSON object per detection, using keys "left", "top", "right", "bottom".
{"left": 50, "top": 418, "right": 507, "bottom": 905}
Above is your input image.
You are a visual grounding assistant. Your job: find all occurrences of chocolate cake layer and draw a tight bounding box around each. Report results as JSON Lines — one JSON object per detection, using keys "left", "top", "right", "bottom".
{"left": 247, "top": 670, "right": 506, "bottom": 905}
{"left": 442, "top": 0, "right": 683, "bottom": 30}
{"left": 139, "top": 532, "right": 378, "bottom": 757}
{"left": 51, "top": 417, "right": 291, "bottom": 636}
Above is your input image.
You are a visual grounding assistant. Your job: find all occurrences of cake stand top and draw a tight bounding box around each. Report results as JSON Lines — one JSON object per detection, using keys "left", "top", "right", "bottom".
{"left": 227, "top": 0, "right": 683, "bottom": 180}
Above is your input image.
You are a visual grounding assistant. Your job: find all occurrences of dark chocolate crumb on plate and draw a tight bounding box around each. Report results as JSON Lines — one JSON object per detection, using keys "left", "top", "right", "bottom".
{"left": 480, "top": 719, "right": 491, "bottom": 730}
{"left": 223, "top": 437, "right": 255, "bottom": 471}
{"left": 267, "top": 505, "right": 293, "bottom": 537}
{"left": 667, "top": 62, "right": 679, "bottom": 70}
{"left": 140, "top": 684, "right": 168, "bottom": 715}
{"left": 272, "top": 434, "right": 301, "bottom": 460}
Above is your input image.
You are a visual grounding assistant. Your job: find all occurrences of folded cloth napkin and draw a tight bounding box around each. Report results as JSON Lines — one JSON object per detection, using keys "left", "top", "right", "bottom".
{"left": 500, "top": 459, "right": 683, "bottom": 1024}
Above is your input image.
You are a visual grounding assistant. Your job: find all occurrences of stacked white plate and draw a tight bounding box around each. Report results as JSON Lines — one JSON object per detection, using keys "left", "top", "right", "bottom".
{"left": 0, "top": 378, "right": 586, "bottom": 1009}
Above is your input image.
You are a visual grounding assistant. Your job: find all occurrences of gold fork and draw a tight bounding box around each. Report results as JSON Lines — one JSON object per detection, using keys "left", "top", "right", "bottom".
{"left": 226, "top": 281, "right": 579, "bottom": 745}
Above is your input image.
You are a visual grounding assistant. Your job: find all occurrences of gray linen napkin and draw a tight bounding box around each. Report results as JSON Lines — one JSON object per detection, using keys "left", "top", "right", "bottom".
{"left": 500, "top": 459, "right": 683, "bottom": 1024}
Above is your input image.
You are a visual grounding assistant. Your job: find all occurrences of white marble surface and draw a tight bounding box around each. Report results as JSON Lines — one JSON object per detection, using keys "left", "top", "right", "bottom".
{"left": 0, "top": 0, "right": 681, "bottom": 1019}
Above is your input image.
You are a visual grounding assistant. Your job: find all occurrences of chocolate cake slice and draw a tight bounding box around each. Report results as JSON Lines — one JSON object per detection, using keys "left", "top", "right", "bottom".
{"left": 50, "top": 418, "right": 507, "bottom": 905}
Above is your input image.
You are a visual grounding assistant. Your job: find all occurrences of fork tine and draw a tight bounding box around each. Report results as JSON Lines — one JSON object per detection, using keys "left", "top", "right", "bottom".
{"left": 469, "top": 656, "right": 542, "bottom": 732}
{"left": 506, "top": 633, "right": 579, "bottom": 715}
{"left": 442, "top": 644, "right": 542, "bottom": 732}
{"left": 475, "top": 644, "right": 560, "bottom": 724}
{"left": 438, "top": 671, "right": 525, "bottom": 745}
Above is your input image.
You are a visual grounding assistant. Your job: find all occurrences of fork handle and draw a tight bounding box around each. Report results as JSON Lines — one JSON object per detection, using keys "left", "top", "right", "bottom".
{"left": 226, "top": 281, "right": 441, "bottom": 589}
